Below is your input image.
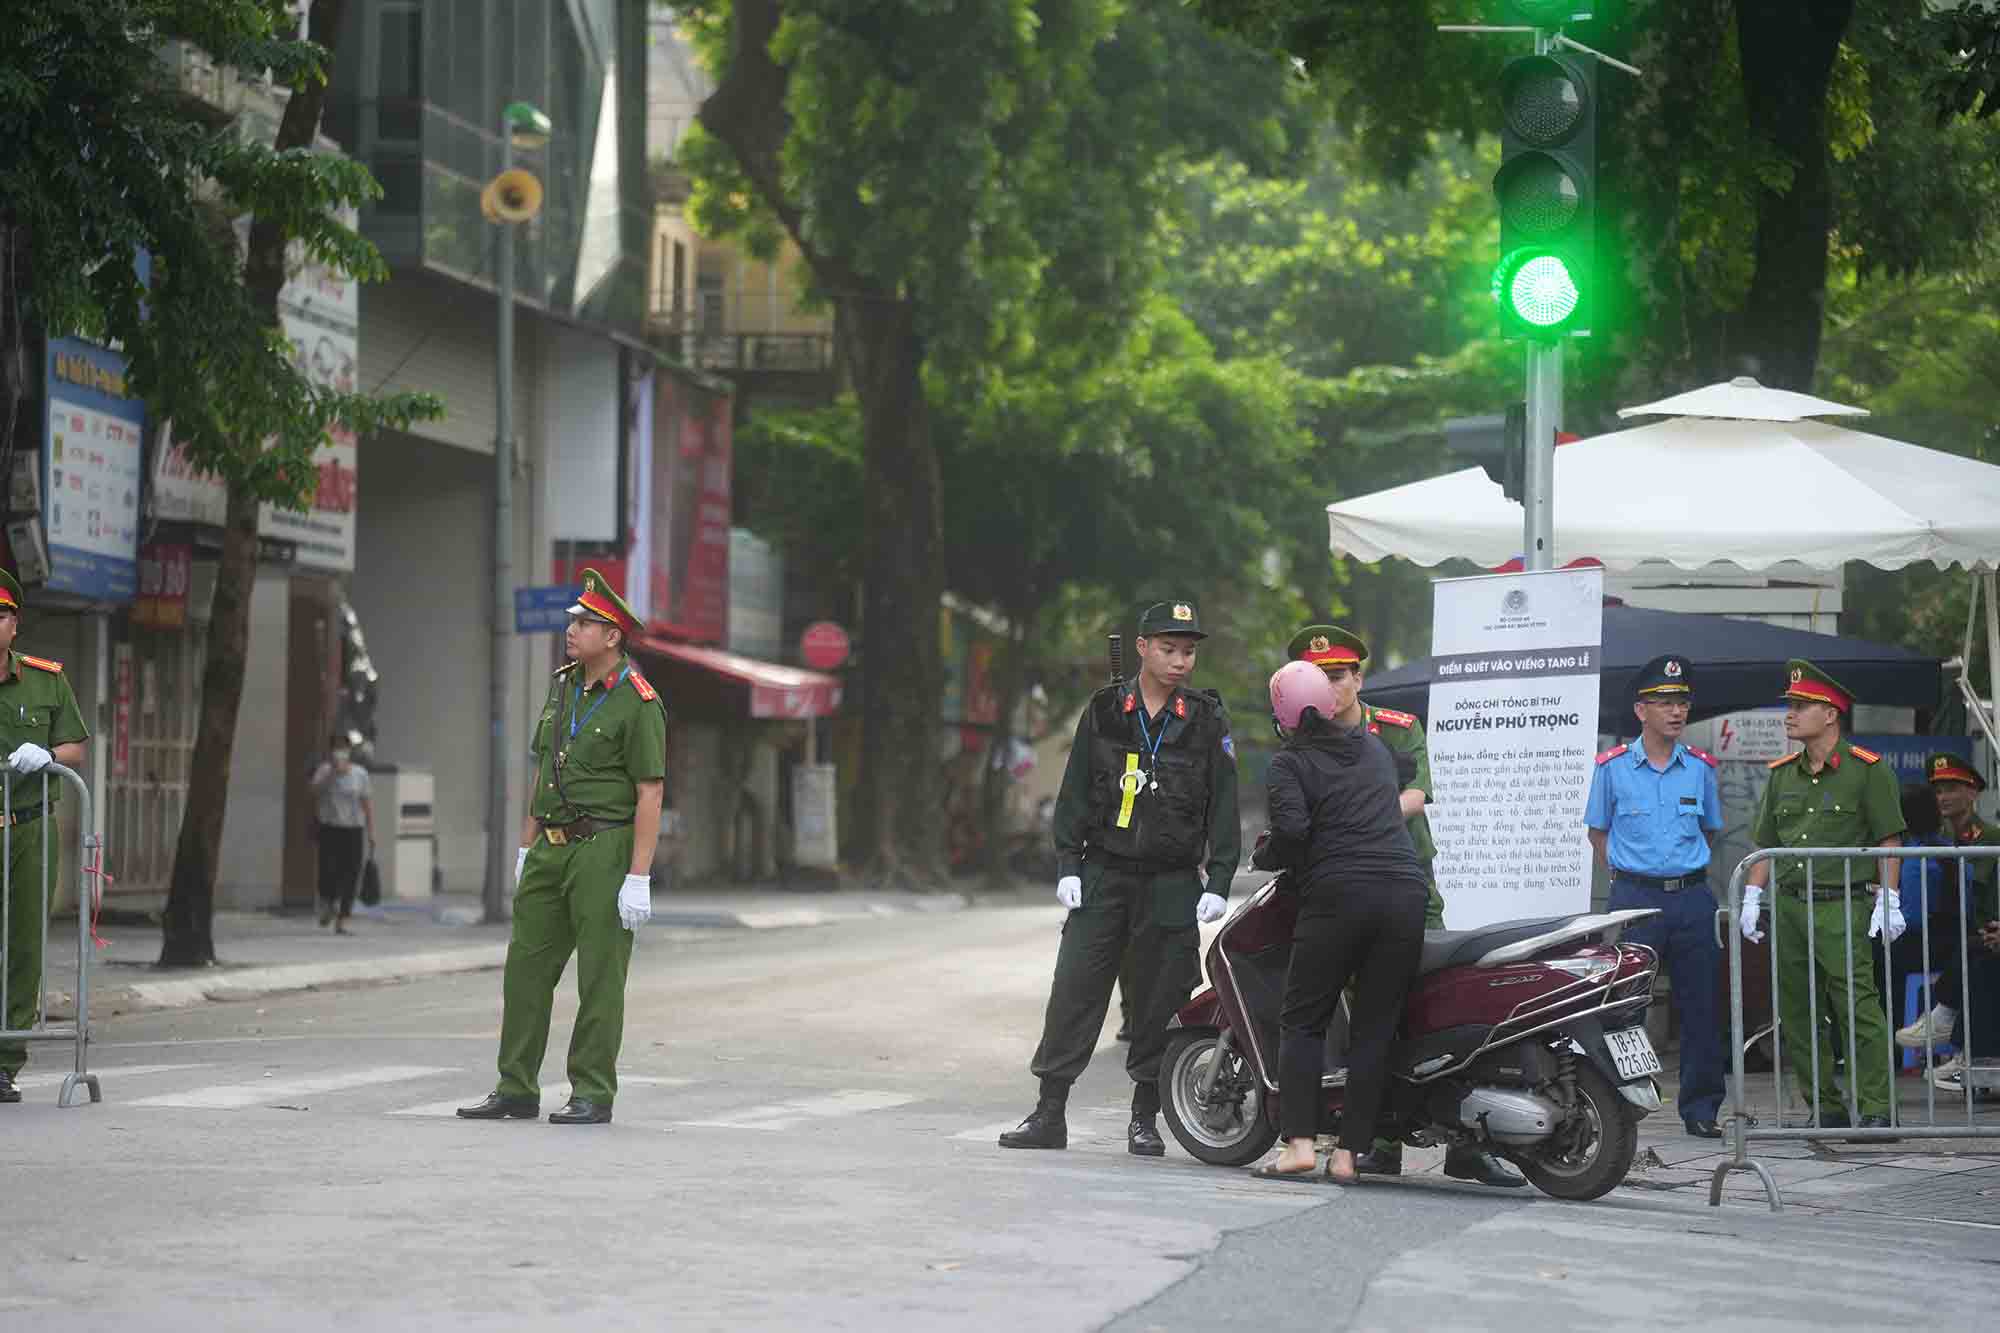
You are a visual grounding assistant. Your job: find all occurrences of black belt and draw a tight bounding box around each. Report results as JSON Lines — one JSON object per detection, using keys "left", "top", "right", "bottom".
{"left": 3, "top": 804, "right": 49, "bottom": 828}
{"left": 1611, "top": 868, "right": 1706, "bottom": 893}
{"left": 539, "top": 815, "right": 631, "bottom": 846}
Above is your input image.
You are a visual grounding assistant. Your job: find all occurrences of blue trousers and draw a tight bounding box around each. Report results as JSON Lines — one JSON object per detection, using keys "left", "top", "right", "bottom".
{"left": 1609, "top": 874, "right": 1725, "bottom": 1122}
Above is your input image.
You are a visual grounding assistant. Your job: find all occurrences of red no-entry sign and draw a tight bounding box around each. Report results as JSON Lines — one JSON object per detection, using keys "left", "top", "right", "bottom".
{"left": 801, "top": 621, "right": 851, "bottom": 670}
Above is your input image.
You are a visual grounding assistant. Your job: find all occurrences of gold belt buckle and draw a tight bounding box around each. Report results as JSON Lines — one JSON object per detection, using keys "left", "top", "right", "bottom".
{"left": 544, "top": 826, "right": 569, "bottom": 846}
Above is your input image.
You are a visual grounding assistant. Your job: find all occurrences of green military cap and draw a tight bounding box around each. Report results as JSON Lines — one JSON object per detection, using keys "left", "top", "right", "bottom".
{"left": 567, "top": 567, "right": 640, "bottom": 637}
{"left": 1780, "top": 658, "right": 1854, "bottom": 714}
{"left": 1927, "top": 752, "right": 1985, "bottom": 791}
{"left": 1137, "top": 600, "right": 1206, "bottom": 639}
{"left": 1632, "top": 653, "right": 1693, "bottom": 698}
{"left": 0, "top": 568, "right": 20, "bottom": 614}
{"left": 1287, "top": 624, "right": 1367, "bottom": 668}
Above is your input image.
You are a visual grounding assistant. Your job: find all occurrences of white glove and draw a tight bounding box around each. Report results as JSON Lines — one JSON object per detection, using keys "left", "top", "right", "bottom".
{"left": 1055, "top": 875, "right": 1083, "bottom": 909}
{"left": 618, "top": 873, "right": 653, "bottom": 931}
{"left": 1869, "top": 886, "right": 1907, "bottom": 944}
{"left": 514, "top": 846, "right": 528, "bottom": 885}
{"left": 1196, "top": 892, "right": 1227, "bottom": 924}
{"left": 7, "top": 742, "right": 51, "bottom": 775}
{"left": 1739, "top": 886, "right": 1765, "bottom": 943}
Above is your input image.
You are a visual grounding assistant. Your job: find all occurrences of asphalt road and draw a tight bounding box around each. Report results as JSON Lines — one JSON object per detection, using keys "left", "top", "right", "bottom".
{"left": 5, "top": 902, "right": 1997, "bottom": 1331}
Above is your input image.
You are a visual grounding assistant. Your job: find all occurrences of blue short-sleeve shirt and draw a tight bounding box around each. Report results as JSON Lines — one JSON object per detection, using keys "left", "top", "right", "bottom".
{"left": 1584, "top": 741, "right": 1725, "bottom": 878}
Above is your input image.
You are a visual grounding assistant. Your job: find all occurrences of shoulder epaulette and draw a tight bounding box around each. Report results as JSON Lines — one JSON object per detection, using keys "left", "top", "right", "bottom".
{"left": 1372, "top": 707, "right": 1417, "bottom": 729}
{"left": 1595, "top": 744, "right": 1628, "bottom": 766}
{"left": 629, "top": 672, "right": 658, "bottom": 702}
{"left": 552, "top": 661, "right": 580, "bottom": 678}
{"left": 19, "top": 655, "right": 62, "bottom": 674}
{"left": 1768, "top": 751, "right": 1801, "bottom": 769}
{"left": 1849, "top": 744, "right": 1882, "bottom": 764}
{"left": 1686, "top": 746, "right": 1719, "bottom": 768}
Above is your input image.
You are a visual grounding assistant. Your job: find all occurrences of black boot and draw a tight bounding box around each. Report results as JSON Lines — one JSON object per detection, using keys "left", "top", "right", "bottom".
{"left": 1444, "top": 1146, "right": 1526, "bottom": 1188}
{"left": 999, "top": 1098, "right": 1068, "bottom": 1149}
{"left": 1127, "top": 1117, "right": 1166, "bottom": 1156}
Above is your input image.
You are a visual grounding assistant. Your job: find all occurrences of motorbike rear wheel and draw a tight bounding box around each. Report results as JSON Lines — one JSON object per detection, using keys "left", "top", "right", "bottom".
{"left": 1160, "top": 1029, "right": 1277, "bottom": 1167}
{"left": 1506, "top": 1060, "right": 1637, "bottom": 1202}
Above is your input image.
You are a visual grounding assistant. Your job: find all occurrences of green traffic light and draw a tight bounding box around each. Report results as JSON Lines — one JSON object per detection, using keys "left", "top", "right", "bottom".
{"left": 1493, "top": 248, "right": 1583, "bottom": 336}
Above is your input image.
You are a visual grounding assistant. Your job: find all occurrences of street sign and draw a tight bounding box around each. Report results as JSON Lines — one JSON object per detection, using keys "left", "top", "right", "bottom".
{"left": 801, "top": 620, "right": 851, "bottom": 670}
{"left": 514, "top": 583, "right": 577, "bottom": 635}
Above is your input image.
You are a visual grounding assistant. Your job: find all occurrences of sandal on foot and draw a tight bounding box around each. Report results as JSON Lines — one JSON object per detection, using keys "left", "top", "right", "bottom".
{"left": 1251, "top": 1162, "right": 1326, "bottom": 1182}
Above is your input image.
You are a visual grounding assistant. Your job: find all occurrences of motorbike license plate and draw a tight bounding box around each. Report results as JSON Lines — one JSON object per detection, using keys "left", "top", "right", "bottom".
{"left": 1605, "top": 1026, "right": 1663, "bottom": 1081}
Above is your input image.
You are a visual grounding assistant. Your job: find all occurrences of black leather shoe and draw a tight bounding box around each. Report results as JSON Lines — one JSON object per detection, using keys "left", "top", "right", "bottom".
{"left": 998, "top": 1101, "right": 1067, "bottom": 1149}
{"left": 1685, "top": 1118, "right": 1723, "bottom": 1139}
{"left": 1849, "top": 1114, "right": 1900, "bottom": 1143}
{"left": 1352, "top": 1146, "right": 1403, "bottom": 1176}
{"left": 549, "top": 1097, "right": 612, "bottom": 1124}
{"left": 0, "top": 1070, "right": 20, "bottom": 1104}
{"left": 1813, "top": 1107, "right": 1851, "bottom": 1130}
{"left": 1127, "top": 1116, "right": 1166, "bottom": 1157}
{"left": 1445, "top": 1147, "right": 1527, "bottom": 1188}
{"left": 455, "top": 1092, "right": 538, "bottom": 1120}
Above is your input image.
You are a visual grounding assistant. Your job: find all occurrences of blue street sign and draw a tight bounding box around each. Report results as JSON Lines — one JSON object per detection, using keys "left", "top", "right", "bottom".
{"left": 514, "top": 584, "right": 578, "bottom": 635}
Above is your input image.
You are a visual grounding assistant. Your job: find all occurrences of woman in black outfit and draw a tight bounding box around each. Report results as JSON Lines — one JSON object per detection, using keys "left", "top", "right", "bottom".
{"left": 1252, "top": 660, "right": 1430, "bottom": 1182}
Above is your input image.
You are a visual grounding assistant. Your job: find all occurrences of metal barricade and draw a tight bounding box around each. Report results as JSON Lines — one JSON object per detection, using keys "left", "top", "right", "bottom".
{"left": 0, "top": 763, "right": 102, "bottom": 1107}
{"left": 1709, "top": 844, "right": 2000, "bottom": 1211}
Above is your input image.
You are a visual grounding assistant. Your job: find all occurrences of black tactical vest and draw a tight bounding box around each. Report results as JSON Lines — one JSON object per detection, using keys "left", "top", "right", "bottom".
{"left": 1083, "top": 683, "right": 1224, "bottom": 867}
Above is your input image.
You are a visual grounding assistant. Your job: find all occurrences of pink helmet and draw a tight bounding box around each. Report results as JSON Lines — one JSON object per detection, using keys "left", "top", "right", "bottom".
{"left": 1269, "top": 660, "right": 1339, "bottom": 732}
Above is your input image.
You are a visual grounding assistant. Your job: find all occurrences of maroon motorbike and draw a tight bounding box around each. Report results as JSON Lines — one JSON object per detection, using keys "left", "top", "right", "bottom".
{"left": 1160, "top": 873, "right": 1665, "bottom": 1201}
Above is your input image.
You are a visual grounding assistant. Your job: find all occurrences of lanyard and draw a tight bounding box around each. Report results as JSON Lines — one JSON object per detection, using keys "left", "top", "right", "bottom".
{"left": 1133, "top": 695, "right": 1171, "bottom": 774}
{"left": 569, "top": 665, "right": 629, "bottom": 742}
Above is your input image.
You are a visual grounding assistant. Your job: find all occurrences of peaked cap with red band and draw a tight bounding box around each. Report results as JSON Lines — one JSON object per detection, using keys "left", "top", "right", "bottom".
{"left": 0, "top": 568, "right": 21, "bottom": 613}
{"left": 1779, "top": 657, "right": 1853, "bottom": 714}
{"left": 1927, "top": 751, "right": 1985, "bottom": 791}
{"left": 567, "top": 567, "right": 640, "bottom": 637}
{"left": 1286, "top": 624, "right": 1367, "bottom": 669}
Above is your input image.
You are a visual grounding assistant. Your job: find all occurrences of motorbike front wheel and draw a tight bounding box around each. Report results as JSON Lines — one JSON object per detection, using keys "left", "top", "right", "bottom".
{"left": 1160, "top": 1029, "right": 1278, "bottom": 1167}
{"left": 1506, "top": 1060, "right": 1637, "bottom": 1202}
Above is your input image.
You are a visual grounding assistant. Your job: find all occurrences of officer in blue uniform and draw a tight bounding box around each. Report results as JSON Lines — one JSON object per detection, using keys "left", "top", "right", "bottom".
{"left": 1582, "top": 654, "right": 1727, "bottom": 1138}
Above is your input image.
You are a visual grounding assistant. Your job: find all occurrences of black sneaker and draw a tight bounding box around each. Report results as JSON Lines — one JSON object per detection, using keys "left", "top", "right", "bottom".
{"left": 998, "top": 1101, "right": 1067, "bottom": 1149}
{"left": 0, "top": 1070, "right": 20, "bottom": 1104}
{"left": 1352, "top": 1145, "right": 1403, "bottom": 1176}
{"left": 1127, "top": 1116, "right": 1166, "bottom": 1157}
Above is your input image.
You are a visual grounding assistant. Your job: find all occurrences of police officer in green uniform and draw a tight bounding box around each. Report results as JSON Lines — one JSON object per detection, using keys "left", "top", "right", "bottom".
{"left": 1740, "top": 659, "right": 1905, "bottom": 1133}
{"left": 1000, "top": 600, "right": 1240, "bottom": 1156}
{"left": 0, "top": 569, "right": 89, "bottom": 1105}
{"left": 459, "top": 569, "right": 666, "bottom": 1126}
{"left": 1893, "top": 752, "right": 2000, "bottom": 1059}
{"left": 1287, "top": 624, "right": 1522, "bottom": 1187}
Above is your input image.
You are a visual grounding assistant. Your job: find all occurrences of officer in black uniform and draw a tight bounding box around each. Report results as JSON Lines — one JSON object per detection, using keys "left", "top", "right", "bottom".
{"left": 1001, "top": 600, "right": 1240, "bottom": 1156}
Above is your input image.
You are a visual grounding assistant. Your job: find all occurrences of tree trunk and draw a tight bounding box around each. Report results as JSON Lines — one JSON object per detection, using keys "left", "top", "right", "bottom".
{"left": 847, "top": 292, "right": 946, "bottom": 885}
{"left": 1731, "top": 0, "right": 1853, "bottom": 389}
{"left": 157, "top": 0, "right": 346, "bottom": 965}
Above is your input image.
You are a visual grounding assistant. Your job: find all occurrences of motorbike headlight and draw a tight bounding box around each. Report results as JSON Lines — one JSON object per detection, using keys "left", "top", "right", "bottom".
{"left": 1544, "top": 956, "right": 1616, "bottom": 983}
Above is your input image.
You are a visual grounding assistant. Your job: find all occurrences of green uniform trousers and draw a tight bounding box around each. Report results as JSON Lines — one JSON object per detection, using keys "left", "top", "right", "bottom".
{"left": 1772, "top": 891, "right": 1893, "bottom": 1119}
{"left": 495, "top": 827, "right": 635, "bottom": 1105}
{"left": 1031, "top": 864, "right": 1202, "bottom": 1094}
{"left": 0, "top": 815, "right": 55, "bottom": 1077}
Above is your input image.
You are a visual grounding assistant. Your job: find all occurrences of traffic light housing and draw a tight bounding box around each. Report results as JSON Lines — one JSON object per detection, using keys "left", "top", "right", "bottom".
{"left": 1444, "top": 406, "right": 1527, "bottom": 504}
{"left": 1494, "top": 51, "right": 1598, "bottom": 339}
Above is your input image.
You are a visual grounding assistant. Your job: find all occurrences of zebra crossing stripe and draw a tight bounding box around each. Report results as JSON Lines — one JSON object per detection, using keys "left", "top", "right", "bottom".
{"left": 129, "top": 1065, "right": 456, "bottom": 1110}
{"left": 12, "top": 1063, "right": 207, "bottom": 1090}
{"left": 679, "top": 1089, "right": 916, "bottom": 1130}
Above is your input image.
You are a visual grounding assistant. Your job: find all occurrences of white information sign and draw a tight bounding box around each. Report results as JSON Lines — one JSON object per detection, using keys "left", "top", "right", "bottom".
{"left": 1425, "top": 567, "right": 1604, "bottom": 927}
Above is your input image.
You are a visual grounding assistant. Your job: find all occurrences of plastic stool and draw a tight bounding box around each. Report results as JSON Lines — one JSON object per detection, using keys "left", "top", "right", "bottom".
{"left": 1901, "top": 971, "right": 1958, "bottom": 1070}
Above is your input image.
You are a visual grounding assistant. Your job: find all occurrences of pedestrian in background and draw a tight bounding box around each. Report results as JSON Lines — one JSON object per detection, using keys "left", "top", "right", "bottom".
{"left": 1896, "top": 752, "right": 2000, "bottom": 1090}
{"left": 458, "top": 568, "right": 665, "bottom": 1126}
{"left": 309, "top": 732, "right": 374, "bottom": 934}
{"left": 1739, "top": 659, "right": 1905, "bottom": 1135}
{"left": 1583, "top": 654, "right": 1726, "bottom": 1138}
{"left": 1251, "top": 661, "right": 1428, "bottom": 1182}
{"left": 0, "top": 569, "right": 88, "bottom": 1106}
{"left": 1000, "top": 600, "right": 1239, "bottom": 1158}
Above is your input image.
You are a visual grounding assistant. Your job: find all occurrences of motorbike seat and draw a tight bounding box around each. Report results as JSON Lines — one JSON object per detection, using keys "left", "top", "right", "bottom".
{"left": 1417, "top": 916, "right": 1576, "bottom": 974}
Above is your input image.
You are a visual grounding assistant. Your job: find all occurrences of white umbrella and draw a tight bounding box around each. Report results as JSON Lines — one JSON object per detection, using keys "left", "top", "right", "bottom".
{"left": 1616, "top": 375, "right": 1869, "bottom": 423}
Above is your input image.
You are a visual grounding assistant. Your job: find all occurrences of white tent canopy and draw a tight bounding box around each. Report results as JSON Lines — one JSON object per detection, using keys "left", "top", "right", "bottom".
{"left": 1326, "top": 415, "right": 2000, "bottom": 574}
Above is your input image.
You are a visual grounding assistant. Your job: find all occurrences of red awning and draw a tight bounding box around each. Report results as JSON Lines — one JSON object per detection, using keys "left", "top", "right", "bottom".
{"left": 633, "top": 636, "right": 844, "bottom": 719}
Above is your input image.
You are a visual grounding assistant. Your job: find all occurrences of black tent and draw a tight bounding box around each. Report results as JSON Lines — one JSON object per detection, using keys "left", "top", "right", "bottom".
{"left": 1359, "top": 603, "right": 1942, "bottom": 736}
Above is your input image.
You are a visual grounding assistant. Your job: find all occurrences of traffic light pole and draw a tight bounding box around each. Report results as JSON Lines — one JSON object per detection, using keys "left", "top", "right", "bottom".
{"left": 1523, "top": 340, "right": 1561, "bottom": 571}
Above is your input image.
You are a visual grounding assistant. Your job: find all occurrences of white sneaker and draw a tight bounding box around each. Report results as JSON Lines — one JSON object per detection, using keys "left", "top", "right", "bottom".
{"left": 1930, "top": 1053, "right": 1967, "bottom": 1091}
{"left": 1896, "top": 1005, "right": 1956, "bottom": 1050}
